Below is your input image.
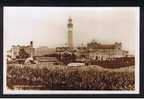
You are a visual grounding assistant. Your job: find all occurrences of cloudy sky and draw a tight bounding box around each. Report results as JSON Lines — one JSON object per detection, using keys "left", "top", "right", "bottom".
{"left": 4, "top": 7, "right": 139, "bottom": 54}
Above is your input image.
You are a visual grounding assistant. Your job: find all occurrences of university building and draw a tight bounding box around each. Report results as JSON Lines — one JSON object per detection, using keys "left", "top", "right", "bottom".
{"left": 56, "top": 17, "right": 129, "bottom": 61}
{"left": 7, "top": 17, "right": 130, "bottom": 61}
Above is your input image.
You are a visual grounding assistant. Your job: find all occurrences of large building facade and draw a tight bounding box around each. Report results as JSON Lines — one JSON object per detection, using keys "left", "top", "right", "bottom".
{"left": 86, "top": 40, "right": 129, "bottom": 60}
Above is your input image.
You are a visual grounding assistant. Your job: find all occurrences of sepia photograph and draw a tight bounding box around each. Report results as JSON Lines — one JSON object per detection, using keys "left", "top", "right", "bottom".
{"left": 3, "top": 7, "right": 139, "bottom": 94}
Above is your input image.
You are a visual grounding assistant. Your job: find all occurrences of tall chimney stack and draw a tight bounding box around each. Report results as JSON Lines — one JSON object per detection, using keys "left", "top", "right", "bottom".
{"left": 30, "top": 41, "right": 34, "bottom": 57}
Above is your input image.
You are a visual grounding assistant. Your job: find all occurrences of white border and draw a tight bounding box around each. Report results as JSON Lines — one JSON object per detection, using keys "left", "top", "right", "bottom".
{"left": 3, "top": 7, "right": 140, "bottom": 94}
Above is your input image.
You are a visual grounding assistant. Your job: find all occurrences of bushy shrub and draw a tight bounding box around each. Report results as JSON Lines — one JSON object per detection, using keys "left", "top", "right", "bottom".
{"left": 7, "top": 64, "right": 134, "bottom": 90}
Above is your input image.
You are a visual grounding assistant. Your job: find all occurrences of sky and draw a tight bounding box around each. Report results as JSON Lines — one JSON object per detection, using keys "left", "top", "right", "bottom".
{"left": 4, "top": 7, "right": 139, "bottom": 54}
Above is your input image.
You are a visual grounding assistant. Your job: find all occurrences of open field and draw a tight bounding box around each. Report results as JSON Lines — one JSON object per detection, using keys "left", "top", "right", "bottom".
{"left": 7, "top": 63, "right": 135, "bottom": 90}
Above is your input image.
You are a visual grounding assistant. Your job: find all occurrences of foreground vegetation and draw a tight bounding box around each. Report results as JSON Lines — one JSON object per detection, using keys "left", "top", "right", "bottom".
{"left": 7, "top": 64, "right": 135, "bottom": 90}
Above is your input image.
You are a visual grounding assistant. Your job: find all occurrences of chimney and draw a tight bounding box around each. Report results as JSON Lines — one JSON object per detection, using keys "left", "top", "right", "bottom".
{"left": 30, "top": 41, "right": 34, "bottom": 57}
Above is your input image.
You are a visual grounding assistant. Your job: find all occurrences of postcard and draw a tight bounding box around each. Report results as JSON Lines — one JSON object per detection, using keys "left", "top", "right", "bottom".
{"left": 3, "top": 7, "right": 139, "bottom": 94}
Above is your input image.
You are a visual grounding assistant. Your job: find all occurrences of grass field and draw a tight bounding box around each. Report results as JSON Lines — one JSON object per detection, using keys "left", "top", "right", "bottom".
{"left": 7, "top": 63, "right": 135, "bottom": 90}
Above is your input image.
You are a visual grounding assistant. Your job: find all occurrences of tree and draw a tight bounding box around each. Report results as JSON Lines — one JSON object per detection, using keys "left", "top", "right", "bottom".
{"left": 18, "top": 48, "right": 29, "bottom": 59}
{"left": 71, "top": 53, "right": 76, "bottom": 62}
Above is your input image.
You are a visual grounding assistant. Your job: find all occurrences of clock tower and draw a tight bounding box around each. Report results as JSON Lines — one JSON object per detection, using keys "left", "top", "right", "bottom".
{"left": 67, "top": 17, "right": 73, "bottom": 48}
